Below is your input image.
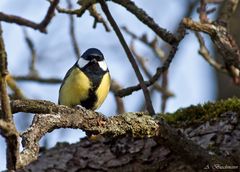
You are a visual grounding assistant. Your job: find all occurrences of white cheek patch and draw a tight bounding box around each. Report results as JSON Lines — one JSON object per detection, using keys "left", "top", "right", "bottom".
{"left": 98, "top": 61, "right": 108, "bottom": 71}
{"left": 77, "top": 58, "right": 89, "bottom": 68}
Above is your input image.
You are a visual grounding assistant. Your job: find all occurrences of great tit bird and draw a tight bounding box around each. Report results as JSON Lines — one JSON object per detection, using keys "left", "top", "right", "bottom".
{"left": 58, "top": 48, "right": 111, "bottom": 110}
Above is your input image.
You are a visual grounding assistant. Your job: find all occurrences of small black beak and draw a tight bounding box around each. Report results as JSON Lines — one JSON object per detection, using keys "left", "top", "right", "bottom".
{"left": 91, "top": 59, "right": 98, "bottom": 63}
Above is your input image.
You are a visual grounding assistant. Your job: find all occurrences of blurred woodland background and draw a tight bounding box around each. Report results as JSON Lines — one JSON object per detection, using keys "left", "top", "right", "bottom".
{"left": 0, "top": 0, "right": 240, "bottom": 171}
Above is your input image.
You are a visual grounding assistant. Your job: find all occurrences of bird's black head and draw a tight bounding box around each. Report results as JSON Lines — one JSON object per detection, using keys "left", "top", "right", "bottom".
{"left": 81, "top": 48, "right": 104, "bottom": 61}
{"left": 77, "top": 48, "right": 108, "bottom": 72}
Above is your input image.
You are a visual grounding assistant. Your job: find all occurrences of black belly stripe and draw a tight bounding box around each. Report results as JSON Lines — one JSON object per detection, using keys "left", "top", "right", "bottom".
{"left": 80, "top": 89, "right": 97, "bottom": 109}
{"left": 78, "top": 62, "right": 107, "bottom": 109}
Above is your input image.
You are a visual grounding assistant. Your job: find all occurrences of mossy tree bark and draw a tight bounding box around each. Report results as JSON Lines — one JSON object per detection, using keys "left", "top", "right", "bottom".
{"left": 17, "top": 98, "right": 240, "bottom": 172}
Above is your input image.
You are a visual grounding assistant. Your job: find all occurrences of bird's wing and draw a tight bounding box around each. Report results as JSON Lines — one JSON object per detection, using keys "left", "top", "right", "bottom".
{"left": 58, "top": 64, "right": 76, "bottom": 104}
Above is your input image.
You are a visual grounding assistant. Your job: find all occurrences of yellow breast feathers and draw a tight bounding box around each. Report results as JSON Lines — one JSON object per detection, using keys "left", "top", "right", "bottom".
{"left": 59, "top": 68, "right": 91, "bottom": 107}
{"left": 94, "top": 72, "right": 111, "bottom": 109}
{"left": 59, "top": 67, "right": 111, "bottom": 110}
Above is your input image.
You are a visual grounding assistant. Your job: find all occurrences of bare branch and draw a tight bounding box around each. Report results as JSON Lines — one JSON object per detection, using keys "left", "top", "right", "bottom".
{"left": 23, "top": 29, "right": 38, "bottom": 76}
{"left": 56, "top": 0, "right": 96, "bottom": 17}
{"left": 0, "top": 25, "right": 11, "bottom": 122}
{"left": 111, "top": 0, "right": 177, "bottom": 44}
{"left": 67, "top": 0, "right": 81, "bottom": 59}
{"left": 110, "top": 79, "right": 125, "bottom": 114}
{"left": 39, "top": 0, "right": 59, "bottom": 29}
{"left": 0, "top": 0, "right": 59, "bottom": 33}
{"left": 77, "top": 0, "right": 98, "bottom": 17}
{"left": 195, "top": 32, "right": 227, "bottom": 73}
{"left": 183, "top": 18, "right": 240, "bottom": 83}
{"left": 57, "top": 0, "right": 109, "bottom": 32}
{"left": 130, "top": 41, "right": 174, "bottom": 98}
{"left": 160, "top": 71, "right": 169, "bottom": 113}
{"left": 88, "top": 4, "right": 111, "bottom": 32}
{"left": 122, "top": 26, "right": 165, "bottom": 60}
{"left": 13, "top": 75, "right": 62, "bottom": 84}
{"left": 56, "top": 6, "right": 83, "bottom": 15}
{"left": 6, "top": 75, "right": 26, "bottom": 99}
{"left": 0, "top": 23, "right": 19, "bottom": 171}
{"left": 99, "top": 0, "right": 155, "bottom": 115}
{"left": 116, "top": 23, "right": 186, "bottom": 97}
{"left": 199, "top": 0, "right": 209, "bottom": 23}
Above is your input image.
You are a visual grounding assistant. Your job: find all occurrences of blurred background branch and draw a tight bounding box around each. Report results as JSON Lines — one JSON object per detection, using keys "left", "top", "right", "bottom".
{"left": 0, "top": 0, "right": 59, "bottom": 32}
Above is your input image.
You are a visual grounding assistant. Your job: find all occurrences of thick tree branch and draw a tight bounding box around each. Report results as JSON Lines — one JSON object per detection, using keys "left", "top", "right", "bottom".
{"left": 0, "top": 99, "right": 235, "bottom": 170}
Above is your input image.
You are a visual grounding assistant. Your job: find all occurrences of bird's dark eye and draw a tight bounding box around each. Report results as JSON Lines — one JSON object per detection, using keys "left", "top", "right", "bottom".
{"left": 88, "top": 55, "right": 103, "bottom": 61}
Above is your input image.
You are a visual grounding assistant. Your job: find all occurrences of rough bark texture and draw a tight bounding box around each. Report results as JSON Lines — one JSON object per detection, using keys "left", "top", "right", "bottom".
{"left": 18, "top": 110, "right": 240, "bottom": 172}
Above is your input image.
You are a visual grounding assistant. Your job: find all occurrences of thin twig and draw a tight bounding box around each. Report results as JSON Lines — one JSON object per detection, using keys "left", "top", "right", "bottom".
{"left": 23, "top": 29, "right": 38, "bottom": 76}
{"left": 130, "top": 41, "right": 174, "bottom": 98}
{"left": 60, "top": 0, "right": 177, "bottom": 45}
{"left": 110, "top": 79, "right": 125, "bottom": 114}
{"left": 161, "top": 71, "right": 168, "bottom": 113}
{"left": 13, "top": 75, "right": 62, "bottom": 84}
{"left": 88, "top": 4, "right": 111, "bottom": 32}
{"left": 40, "top": 0, "right": 59, "bottom": 29}
{"left": 67, "top": 0, "right": 81, "bottom": 59}
{"left": 59, "top": 0, "right": 110, "bottom": 32}
{"left": 56, "top": 0, "right": 96, "bottom": 17}
{"left": 56, "top": 6, "right": 83, "bottom": 15}
{"left": 77, "top": 0, "right": 98, "bottom": 17}
{"left": 195, "top": 32, "right": 227, "bottom": 73}
{"left": 183, "top": 18, "right": 240, "bottom": 83}
{"left": 111, "top": 0, "right": 177, "bottom": 44}
{"left": 6, "top": 75, "right": 26, "bottom": 99}
{"left": 122, "top": 26, "right": 165, "bottom": 60}
{"left": 116, "top": 23, "right": 186, "bottom": 98}
{"left": 99, "top": 0, "right": 155, "bottom": 115}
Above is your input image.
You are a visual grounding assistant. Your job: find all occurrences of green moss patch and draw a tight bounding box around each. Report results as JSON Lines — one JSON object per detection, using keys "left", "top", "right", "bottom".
{"left": 158, "top": 97, "right": 240, "bottom": 127}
